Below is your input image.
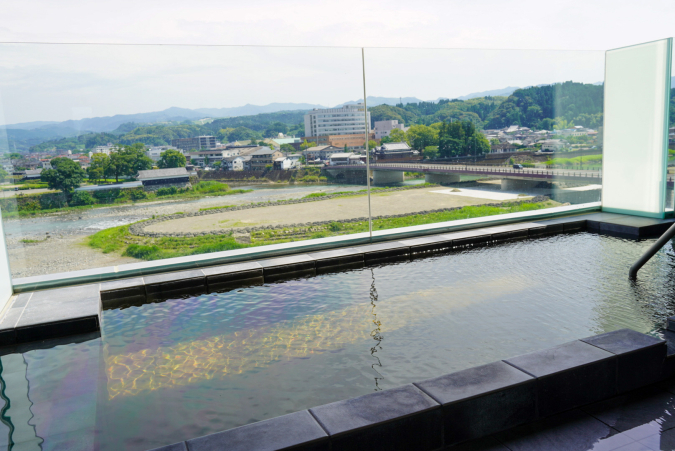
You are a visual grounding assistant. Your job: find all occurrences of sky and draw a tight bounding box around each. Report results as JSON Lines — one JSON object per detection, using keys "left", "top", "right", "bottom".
{"left": 0, "top": 0, "right": 674, "bottom": 125}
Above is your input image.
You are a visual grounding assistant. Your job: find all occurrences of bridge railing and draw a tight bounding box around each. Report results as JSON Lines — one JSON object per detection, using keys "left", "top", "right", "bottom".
{"left": 360, "top": 163, "right": 602, "bottom": 179}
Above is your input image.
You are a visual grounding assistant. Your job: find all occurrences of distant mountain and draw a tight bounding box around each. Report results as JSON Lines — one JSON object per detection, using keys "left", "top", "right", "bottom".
{"left": 454, "top": 87, "right": 520, "bottom": 101}
{"left": 3, "top": 103, "right": 325, "bottom": 134}
{"left": 193, "top": 103, "right": 324, "bottom": 118}
{"left": 337, "top": 96, "right": 425, "bottom": 107}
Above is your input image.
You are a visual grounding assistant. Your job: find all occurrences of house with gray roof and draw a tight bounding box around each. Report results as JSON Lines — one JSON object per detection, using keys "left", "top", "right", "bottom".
{"left": 137, "top": 167, "right": 190, "bottom": 191}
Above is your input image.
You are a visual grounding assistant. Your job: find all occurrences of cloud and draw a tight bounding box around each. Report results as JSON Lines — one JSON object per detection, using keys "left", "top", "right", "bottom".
{"left": 0, "top": 0, "right": 672, "bottom": 123}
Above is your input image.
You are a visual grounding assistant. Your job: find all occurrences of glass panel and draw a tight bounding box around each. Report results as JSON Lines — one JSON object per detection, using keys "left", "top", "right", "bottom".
{"left": 0, "top": 206, "right": 11, "bottom": 307}
{"left": 362, "top": 48, "right": 605, "bottom": 234}
{"left": 0, "top": 44, "right": 366, "bottom": 279}
{"left": 602, "top": 38, "right": 672, "bottom": 218}
{"left": 667, "top": 52, "right": 675, "bottom": 214}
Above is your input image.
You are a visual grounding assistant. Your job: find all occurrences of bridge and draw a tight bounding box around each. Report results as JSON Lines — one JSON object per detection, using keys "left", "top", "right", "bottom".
{"left": 325, "top": 163, "right": 603, "bottom": 190}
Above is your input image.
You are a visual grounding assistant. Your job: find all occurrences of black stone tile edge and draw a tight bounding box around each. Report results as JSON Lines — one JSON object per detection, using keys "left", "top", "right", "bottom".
{"left": 145, "top": 330, "right": 672, "bottom": 451}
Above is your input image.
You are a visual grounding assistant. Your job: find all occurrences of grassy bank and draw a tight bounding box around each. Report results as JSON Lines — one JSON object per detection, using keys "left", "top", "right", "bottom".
{"left": 1, "top": 181, "right": 252, "bottom": 219}
{"left": 88, "top": 199, "right": 558, "bottom": 261}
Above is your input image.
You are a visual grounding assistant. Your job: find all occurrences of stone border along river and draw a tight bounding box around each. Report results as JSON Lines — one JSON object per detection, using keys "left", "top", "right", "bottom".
{"left": 129, "top": 183, "right": 549, "bottom": 238}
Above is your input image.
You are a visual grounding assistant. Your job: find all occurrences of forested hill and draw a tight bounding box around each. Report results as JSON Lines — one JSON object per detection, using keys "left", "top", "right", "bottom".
{"left": 27, "top": 111, "right": 307, "bottom": 153}
{"left": 483, "top": 81, "right": 604, "bottom": 130}
{"left": 369, "top": 97, "right": 506, "bottom": 129}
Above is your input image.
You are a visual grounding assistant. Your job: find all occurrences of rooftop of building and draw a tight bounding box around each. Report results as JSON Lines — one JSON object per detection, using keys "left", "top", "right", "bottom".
{"left": 137, "top": 167, "right": 188, "bottom": 180}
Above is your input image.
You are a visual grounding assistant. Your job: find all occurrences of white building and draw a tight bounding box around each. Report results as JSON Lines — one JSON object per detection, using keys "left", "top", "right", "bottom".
{"left": 540, "top": 139, "right": 564, "bottom": 151}
{"left": 146, "top": 146, "right": 180, "bottom": 162}
{"left": 273, "top": 156, "right": 301, "bottom": 170}
{"left": 329, "top": 153, "right": 358, "bottom": 166}
{"left": 92, "top": 143, "right": 120, "bottom": 155}
{"left": 373, "top": 120, "right": 406, "bottom": 140}
{"left": 223, "top": 155, "right": 252, "bottom": 171}
{"left": 304, "top": 104, "right": 371, "bottom": 137}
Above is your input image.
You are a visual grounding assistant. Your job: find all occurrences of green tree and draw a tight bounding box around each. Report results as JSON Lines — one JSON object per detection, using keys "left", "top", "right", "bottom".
{"left": 553, "top": 118, "right": 574, "bottom": 130}
{"left": 406, "top": 124, "right": 438, "bottom": 150}
{"left": 388, "top": 129, "right": 407, "bottom": 143}
{"left": 437, "top": 120, "right": 488, "bottom": 158}
{"left": 344, "top": 145, "right": 349, "bottom": 152}
{"left": 41, "top": 157, "right": 86, "bottom": 195}
{"left": 280, "top": 144, "right": 295, "bottom": 152}
{"left": 300, "top": 140, "right": 316, "bottom": 151}
{"left": 87, "top": 153, "right": 109, "bottom": 183}
{"left": 105, "top": 144, "right": 153, "bottom": 182}
{"left": 158, "top": 149, "right": 187, "bottom": 169}
{"left": 367, "top": 140, "right": 378, "bottom": 150}
{"left": 423, "top": 146, "right": 439, "bottom": 160}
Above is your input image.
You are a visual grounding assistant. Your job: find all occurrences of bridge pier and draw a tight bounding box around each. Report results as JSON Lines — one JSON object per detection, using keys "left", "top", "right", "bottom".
{"left": 501, "top": 178, "right": 544, "bottom": 191}
{"left": 372, "top": 170, "right": 404, "bottom": 185}
{"left": 425, "top": 173, "right": 461, "bottom": 185}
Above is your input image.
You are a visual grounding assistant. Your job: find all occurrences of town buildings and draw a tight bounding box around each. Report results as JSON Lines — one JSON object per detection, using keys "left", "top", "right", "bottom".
{"left": 303, "top": 145, "right": 342, "bottom": 162}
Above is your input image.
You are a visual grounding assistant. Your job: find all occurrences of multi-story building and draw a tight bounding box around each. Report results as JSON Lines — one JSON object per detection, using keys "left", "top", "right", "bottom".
{"left": 187, "top": 148, "right": 243, "bottom": 167}
{"left": 249, "top": 147, "right": 283, "bottom": 170}
{"left": 304, "top": 104, "right": 370, "bottom": 138}
{"left": 146, "top": 146, "right": 181, "bottom": 162}
{"left": 373, "top": 120, "right": 406, "bottom": 140}
{"left": 92, "top": 143, "right": 119, "bottom": 155}
{"left": 303, "top": 145, "right": 342, "bottom": 162}
{"left": 540, "top": 139, "right": 564, "bottom": 151}
{"left": 171, "top": 136, "right": 217, "bottom": 151}
{"left": 222, "top": 155, "right": 253, "bottom": 171}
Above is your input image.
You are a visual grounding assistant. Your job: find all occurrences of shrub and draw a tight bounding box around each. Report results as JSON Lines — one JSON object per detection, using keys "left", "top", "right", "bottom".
{"left": 129, "top": 188, "right": 147, "bottom": 200}
{"left": 328, "top": 222, "right": 342, "bottom": 232}
{"left": 157, "top": 186, "right": 178, "bottom": 196}
{"left": 124, "top": 244, "right": 161, "bottom": 259}
{"left": 303, "top": 192, "right": 327, "bottom": 199}
{"left": 69, "top": 191, "right": 96, "bottom": 206}
{"left": 192, "top": 181, "right": 229, "bottom": 193}
{"left": 93, "top": 189, "right": 121, "bottom": 203}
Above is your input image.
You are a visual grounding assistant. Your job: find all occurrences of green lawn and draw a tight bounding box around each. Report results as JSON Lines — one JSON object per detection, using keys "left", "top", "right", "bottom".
{"left": 88, "top": 200, "right": 559, "bottom": 261}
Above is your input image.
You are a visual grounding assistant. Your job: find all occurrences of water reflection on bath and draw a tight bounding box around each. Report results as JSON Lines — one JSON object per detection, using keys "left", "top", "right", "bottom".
{"left": 1, "top": 232, "right": 675, "bottom": 450}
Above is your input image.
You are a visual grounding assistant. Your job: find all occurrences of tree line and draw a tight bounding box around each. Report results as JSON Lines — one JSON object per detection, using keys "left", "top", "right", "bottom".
{"left": 382, "top": 120, "right": 490, "bottom": 159}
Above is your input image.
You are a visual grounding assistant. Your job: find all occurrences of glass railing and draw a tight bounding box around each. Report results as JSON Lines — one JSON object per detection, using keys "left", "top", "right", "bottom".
{"left": 363, "top": 47, "right": 605, "bottom": 234}
{"left": 0, "top": 43, "right": 665, "bottom": 283}
{"left": 0, "top": 44, "right": 369, "bottom": 280}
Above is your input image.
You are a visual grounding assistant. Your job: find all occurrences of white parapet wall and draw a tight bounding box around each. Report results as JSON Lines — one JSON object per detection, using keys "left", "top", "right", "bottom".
{"left": 0, "top": 206, "right": 12, "bottom": 310}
